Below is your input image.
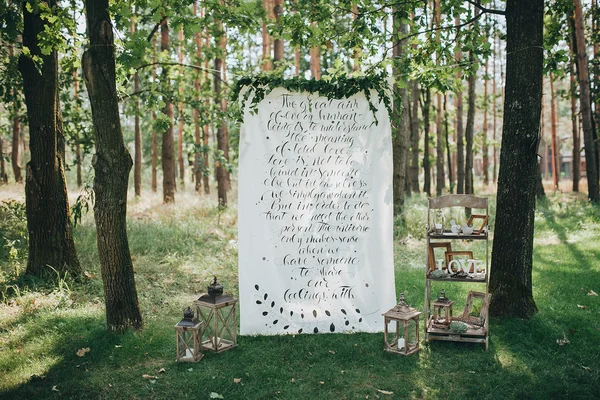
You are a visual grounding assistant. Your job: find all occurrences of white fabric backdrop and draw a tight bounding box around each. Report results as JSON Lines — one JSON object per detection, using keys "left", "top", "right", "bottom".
{"left": 238, "top": 88, "right": 396, "bottom": 335}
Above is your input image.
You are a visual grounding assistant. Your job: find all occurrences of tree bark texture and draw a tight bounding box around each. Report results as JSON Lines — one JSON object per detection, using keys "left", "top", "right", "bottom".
{"left": 178, "top": 26, "right": 185, "bottom": 186}
{"left": 572, "top": 0, "right": 599, "bottom": 201}
{"left": 73, "top": 68, "right": 83, "bottom": 188}
{"left": 571, "top": 58, "right": 580, "bottom": 192}
{"left": 19, "top": 0, "right": 81, "bottom": 279}
{"left": 130, "top": 17, "right": 141, "bottom": 196}
{"left": 435, "top": 93, "right": 444, "bottom": 196}
{"left": 12, "top": 110, "right": 22, "bottom": 183}
{"left": 214, "top": 56, "right": 228, "bottom": 206}
{"left": 392, "top": 16, "right": 410, "bottom": 213}
{"left": 489, "top": 0, "right": 542, "bottom": 319}
{"left": 273, "top": 0, "right": 284, "bottom": 64}
{"left": 550, "top": 74, "right": 559, "bottom": 189}
{"left": 82, "top": 0, "right": 142, "bottom": 331}
{"left": 194, "top": 1, "right": 203, "bottom": 193}
{"left": 482, "top": 60, "right": 489, "bottom": 186}
{"left": 0, "top": 137, "right": 7, "bottom": 184}
{"left": 465, "top": 53, "right": 476, "bottom": 195}
{"left": 455, "top": 16, "right": 465, "bottom": 194}
{"left": 444, "top": 96, "right": 453, "bottom": 192}
{"left": 423, "top": 88, "right": 431, "bottom": 196}
{"left": 410, "top": 80, "right": 420, "bottom": 193}
{"left": 151, "top": 37, "right": 158, "bottom": 193}
{"left": 161, "top": 18, "right": 176, "bottom": 203}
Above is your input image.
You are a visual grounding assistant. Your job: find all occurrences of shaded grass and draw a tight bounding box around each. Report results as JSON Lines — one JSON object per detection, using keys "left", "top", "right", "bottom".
{"left": 0, "top": 188, "right": 599, "bottom": 399}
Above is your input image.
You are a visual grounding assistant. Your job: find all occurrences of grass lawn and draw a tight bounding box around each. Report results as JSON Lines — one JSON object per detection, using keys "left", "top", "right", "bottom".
{"left": 1, "top": 185, "right": 599, "bottom": 399}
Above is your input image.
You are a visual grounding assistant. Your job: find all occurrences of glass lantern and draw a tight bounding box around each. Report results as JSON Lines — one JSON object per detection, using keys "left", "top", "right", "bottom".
{"left": 432, "top": 289, "right": 454, "bottom": 326}
{"left": 194, "top": 277, "right": 238, "bottom": 353}
{"left": 383, "top": 293, "right": 422, "bottom": 356}
{"left": 175, "top": 307, "right": 204, "bottom": 362}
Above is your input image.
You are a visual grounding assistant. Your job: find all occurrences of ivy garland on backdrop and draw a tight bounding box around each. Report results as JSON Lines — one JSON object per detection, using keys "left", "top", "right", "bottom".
{"left": 231, "top": 73, "right": 394, "bottom": 124}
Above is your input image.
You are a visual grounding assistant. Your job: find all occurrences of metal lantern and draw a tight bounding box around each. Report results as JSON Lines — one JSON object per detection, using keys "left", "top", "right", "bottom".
{"left": 175, "top": 307, "right": 204, "bottom": 362}
{"left": 383, "top": 293, "right": 422, "bottom": 356}
{"left": 432, "top": 290, "right": 454, "bottom": 326}
{"left": 194, "top": 277, "right": 238, "bottom": 353}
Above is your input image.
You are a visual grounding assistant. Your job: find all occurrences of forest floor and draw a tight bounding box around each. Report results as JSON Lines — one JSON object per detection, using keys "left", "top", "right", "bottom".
{"left": 0, "top": 183, "right": 599, "bottom": 399}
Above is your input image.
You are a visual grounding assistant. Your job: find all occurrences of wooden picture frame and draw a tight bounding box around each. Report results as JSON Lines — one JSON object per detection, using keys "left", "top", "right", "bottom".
{"left": 444, "top": 251, "right": 474, "bottom": 273}
{"left": 427, "top": 242, "right": 452, "bottom": 273}
{"left": 466, "top": 214, "right": 489, "bottom": 234}
{"left": 460, "top": 291, "right": 491, "bottom": 327}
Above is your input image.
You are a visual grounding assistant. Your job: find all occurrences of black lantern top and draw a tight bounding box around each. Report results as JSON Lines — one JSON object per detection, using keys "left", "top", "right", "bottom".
{"left": 436, "top": 290, "right": 450, "bottom": 303}
{"left": 197, "top": 276, "right": 234, "bottom": 304}
{"left": 176, "top": 306, "right": 197, "bottom": 328}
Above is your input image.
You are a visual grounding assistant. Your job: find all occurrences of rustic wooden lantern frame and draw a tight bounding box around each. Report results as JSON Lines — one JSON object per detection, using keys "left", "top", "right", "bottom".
{"left": 174, "top": 320, "right": 204, "bottom": 362}
{"left": 432, "top": 298, "right": 454, "bottom": 326}
{"left": 194, "top": 295, "right": 238, "bottom": 353}
{"left": 383, "top": 294, "right": 422, "bottom": 356}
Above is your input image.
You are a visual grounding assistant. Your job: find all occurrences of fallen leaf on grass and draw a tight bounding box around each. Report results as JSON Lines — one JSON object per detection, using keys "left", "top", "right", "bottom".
{"left": 76, "top": 348, "right": 90, "bottom": 357}
{"left": 556, "top": 334, "right": 570, "bottom": 346}
{"left": 114, "top": 345, "right": 122, "bottom": 348}
{"left": 52, "top": 386, "right": 59, "bottom": 392}
{"left": 187, "top": 368, "right": 193, "bottom": 372}
{"left": 577, "top": 304, "right": 588, "bottom": 309}
{"left": 291, "top": 378, "right": 295, "bottom": 383}
{"left": 581, "top": 365, "right": 591, "bottom": 373}
{"left": 319, "top": 381, "right": 325, "bottom": 385}
{"left": 233, "top": 378, "right": 242, "bottom": 383}
{"left": 588, "top": 290, "right": 598, "bottom": 296}
{"left": 329, "top": 350, "right": 335, "bottom": 355}
{"left": 377, "top": 389, "right": 394, "bottom": 395}
{"left": 158, "top": 368, "right": 166, "bottom": 373}
{"left": 210, "top": 393, "right": 224, "bottom": 399}
{"left": 468, "top": 371, "right": 476, "bottom": 374}
{"left": 142, "top": 374, "right": 158, "bottom": 380}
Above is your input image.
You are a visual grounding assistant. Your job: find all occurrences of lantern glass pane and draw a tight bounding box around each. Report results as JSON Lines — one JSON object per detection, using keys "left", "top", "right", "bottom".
{"left": 177, "top": 330, "right": 195, "bottom": 361}
{"left": 407, "top": 319, "right": 418, "bottom": 347}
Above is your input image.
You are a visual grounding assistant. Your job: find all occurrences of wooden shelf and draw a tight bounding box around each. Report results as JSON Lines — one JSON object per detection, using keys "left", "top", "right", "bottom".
{"left": 428, "top": 231, "right": 487, "bottom": 240}
{"left": 426, "top": 275, "right": 486, "bottom": 283}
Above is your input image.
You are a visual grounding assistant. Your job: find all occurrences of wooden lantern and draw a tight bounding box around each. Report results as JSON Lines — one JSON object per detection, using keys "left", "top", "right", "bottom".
{"left": 432, "top": 290, "right": 454, "bottom": 327}
{"left": 175, "top": 307, "right": 204, "bottom": 362}
{"left": 194, "top": 277, "right": 238, "bottom": 353}
{"left": 383, "top": 293, "right": 422, "bottom": 356}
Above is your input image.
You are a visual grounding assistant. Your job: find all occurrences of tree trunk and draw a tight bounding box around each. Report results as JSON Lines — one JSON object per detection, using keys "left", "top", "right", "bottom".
{"left": 203, "top": 31, "right": 211, "bottom": 195}
{"left": 0, "top": 136, "right": 7, "bottom": 184}
{"left": 410, "top": 80, "right": 420, "bottom": 193}
{"left": 423, "top": 88, "right": 431, "bottom": 196}
{"left": 489, "top": 0, "right": 542, "bottom": 319}
{"left": 220, "top": 30, "right": 231, "bottom": 190}
{"left": 214, "top": 30, "right": 228, "bottom": 206}
{"left": 161, "top": 18, "right": 176, "bottom": 203}
{"left": 178, "top": 26, "right": 185, "bottom": 187}
{"left": 435, "top": 92, "right": 444, "bottom": 196}
{"left": 131, "top": 17, "right": 142, "bottom": 196}
{"left": 444, "top": 95, "right": 453, "bottom": 192}
{"left": 19, "top": 0, "right": 81, "bottom": 279}
{"left": 151, "top": 38, "right": 158, "bottom": 193}
{"left": 262, "top": 0, "right": 272, "bottom": 71}
{"left": 273, "top": 0, "right": 284, "bottom": 64}
{"left": 550, "top": 74, "right": 559, "bottom": 189}
{"left": 482, "top": 59, "right": 489, "bottom": 186}
{"left": 194, "top": 1, "right": 203, "bottom": 193}
{"left": 571, "top": 57, "right": 580, "bottom": 192}
{"left": 465, "top": 52, "right": 476, "bottom": 195}
{"left": 73, "top": 68, "right": 83, "bottom": 188}
{"left": 310, "top": 26, "right": 321, "bottom": 80}
{"left": 82, "top": 0, "right": 143, "bottom": 331}
{"left": 455, "top": 16, "right": 465, "bottom": 194}
{"left": 295, "top": 47, "right": 301, "bottom": 76}
{"left": 392, "top": 15, "right": 410, "bottom": 213}
{"left": 572, "top": 0, "right": 599, "bottom": 201}
{"left": 492, "top": 34, "right": 498, "bottom": 184}
{"left": 12, "top": 108, "right": 22, "bottom": 183}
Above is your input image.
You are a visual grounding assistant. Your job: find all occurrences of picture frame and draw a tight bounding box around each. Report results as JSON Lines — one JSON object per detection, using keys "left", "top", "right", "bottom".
{"left": 427, "top": 242, "right": 452, "bottom": 273}
{"left": 466, "top": 214, "right": 489, "bottom": 234}
{"left": 444, "top": 251, "right": 474, "bottom": 273}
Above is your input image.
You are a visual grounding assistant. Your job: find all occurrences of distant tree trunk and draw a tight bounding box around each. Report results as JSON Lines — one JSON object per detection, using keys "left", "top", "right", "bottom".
{"left": 423, "top": 88, "right": 432, "bottom": 196}
{"left": 219, "top": 29, "right": 231, "bottom": 190}
{"left": 161, "top": 17, "right": 176, "bottom": 203}
{"left": 352, "top": 3, "right": 361, "bottom": 71}
{"left": 489, "top": 0, "right": 542, "bottom": 319}
{"left": 571, "top": 56, "right": 580, "bottom": 192}
{"left": 444, "top": 96, "right": 453, "bottom": 192}
{"left": 12, "top": 105, "right": 22, "bottom": 184}
{"left": 151, "top": 38, "right": 158, "bottom": 193}
{"left": 203, "top": 31, "right": 211, "bottom": 195}
{"left": 0, "top": 136, "right": 7, "bottom": 184}
{"left": 310, "top": 25, "right": 321, "bottom": 80}
{"left": 178, "top": 26, "right": 185, "bottom": 187}
{"left": 482, "top": 59, "right": 489, "bottom": 186}
{"left": 262, "top": 0, "right": 272, "bottom": 71}
{"left": 550, "top": 74, "right": 559, "bottom": 189}
{"left": 19, "top": 0, "right": 81, "bottom": 278}
{"left": 456, "top": 53, "right": 465, "bottom": 192}
{"left": 572, "top": 0, "right": 599, "bottom": 202}
{"left": 73, "top": 68, "right": 83, "bottom": 188}
{"left": 273, "top": 0, "right": 284, "bottom": 64}
{"left": 492, "top": 35, "right": 498, "bottom": 184}
{"left": 465, "top": 52, "right": 476, "bottom": 195}
{"left": 392, "top": 15, "right": 410, "bottom": 213}
{"left": 435, "top": 92, "right": 444, "bottom": 196}
{"left": 410, "top": 80, "right": 420, "bottom": 193}
{"left": 295, "top": 47, "right": 301, "bottom": 76}
{"left": 131, "top": 18, "right": 142, "bottom": 196}
{"left": 82, "top": 0, "right": 143, "bottom": 331}
{"left": 194, "top": 1, "right": 203, "bottom": 193}
{"left": 214, "top": 25, "right": 228, "bottom": 206}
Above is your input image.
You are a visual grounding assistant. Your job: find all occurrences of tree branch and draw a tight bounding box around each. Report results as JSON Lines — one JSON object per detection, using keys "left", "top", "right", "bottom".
{"left": 465, "top": 0, "right": 506, "bottom": 16}
{"left": 135, "top": 61, "right": 231, "bottom": 87}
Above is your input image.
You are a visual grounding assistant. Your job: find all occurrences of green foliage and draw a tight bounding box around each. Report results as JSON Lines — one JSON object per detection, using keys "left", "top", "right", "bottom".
{"left": 0, "top": 201, "right": 28, "bottom": 275}
{"left": 231, "top": 73, "right": 393, "bottom": 124}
